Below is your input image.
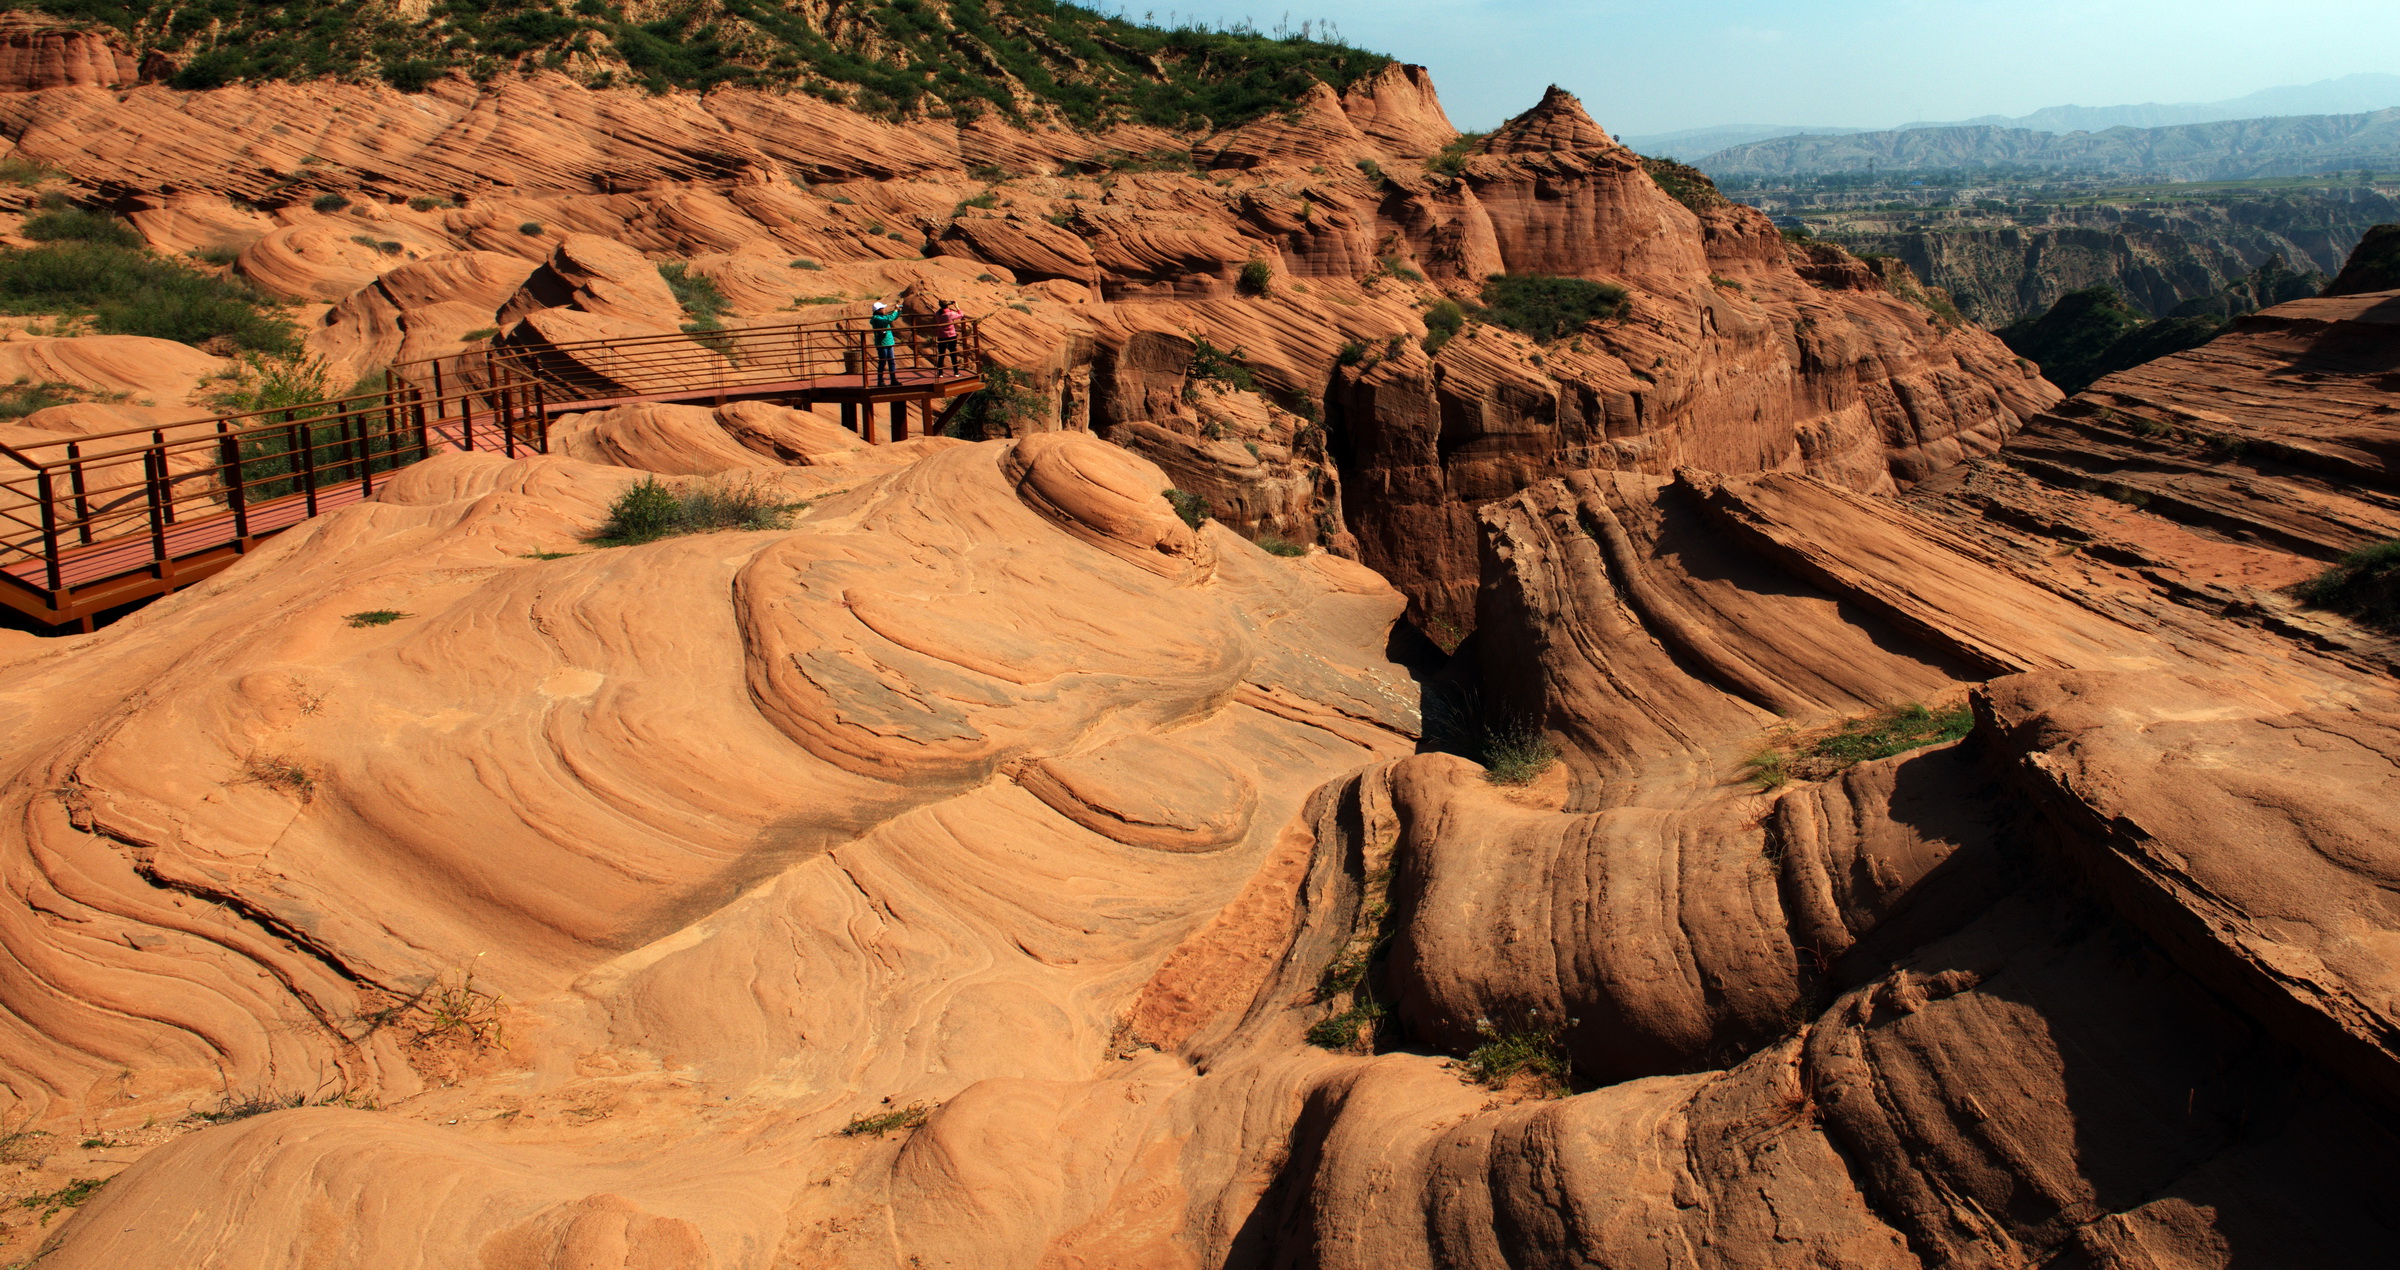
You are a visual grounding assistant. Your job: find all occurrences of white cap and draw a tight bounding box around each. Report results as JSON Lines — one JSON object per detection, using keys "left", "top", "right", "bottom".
{"left": 872, "top": 301, "right": 887, "bottom": 310}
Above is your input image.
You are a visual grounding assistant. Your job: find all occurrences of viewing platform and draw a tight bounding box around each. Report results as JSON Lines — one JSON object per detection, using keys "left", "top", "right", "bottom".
{"left": 0, "top": 313, "right": 987, "bottom": 628}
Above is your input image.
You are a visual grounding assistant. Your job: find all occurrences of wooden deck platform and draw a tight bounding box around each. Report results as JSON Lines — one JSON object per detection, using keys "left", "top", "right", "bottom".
{"left": 1, "top": 314, "right": 994, "bottom": 628}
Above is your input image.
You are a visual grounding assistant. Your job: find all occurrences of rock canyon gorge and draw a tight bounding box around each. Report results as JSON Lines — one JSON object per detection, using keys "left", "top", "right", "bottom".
{"left": 0, "top": 7, "right": 2391, "bottom": 1267}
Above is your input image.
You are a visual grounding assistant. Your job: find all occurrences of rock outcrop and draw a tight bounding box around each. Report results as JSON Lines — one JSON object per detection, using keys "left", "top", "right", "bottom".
{"left": 2, "top": 59, "right": 2396, "bottom": 1270}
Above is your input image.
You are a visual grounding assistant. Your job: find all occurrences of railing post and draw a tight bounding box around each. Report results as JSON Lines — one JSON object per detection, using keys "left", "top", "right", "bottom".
{"left": 35, "top": 468, "right": 61, "bottom": 592}
{"left": 152, "top": 431, "right": 175, "bottom": 527}
{"left": 502, "top": 383, "right": 518, "bottom": 458}
{"left": 66, "top": 442, "right": 91, "bottom": 545}
{"left": 356, "top": 406, "right": 376, "bottom": 498}
{"left": 219, "top": 419, "right": 249, "bottom": 541}
{"left": 143, "top": 446, "right": 168, "bottom": 578}
{"left": 413, "top": 386, "right": 430, "bottom": 461}
{"left": 535, "top": 384, "right": 549, "bottom": 454}
{"left": 296, "top": 418, "right": 319, "bottom": 517}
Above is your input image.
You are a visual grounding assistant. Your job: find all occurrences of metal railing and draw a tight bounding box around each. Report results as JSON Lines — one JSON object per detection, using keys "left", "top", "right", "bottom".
{"left": 0, "top": 371, "right": 547, "bottom": 600}
{"left": 395, "top": 311, "right": 986, "bottom": 409}
{"left": 0, "top": 311, "right": 986, "bottom": 624}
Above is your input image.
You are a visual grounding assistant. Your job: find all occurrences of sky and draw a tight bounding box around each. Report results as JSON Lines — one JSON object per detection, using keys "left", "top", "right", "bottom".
{"left": 1111, "top": 0, "right": 2400, "bottom": 136}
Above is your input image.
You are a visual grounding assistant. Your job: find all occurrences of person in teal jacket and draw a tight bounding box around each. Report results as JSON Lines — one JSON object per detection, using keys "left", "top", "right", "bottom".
{"left": 869, "top": 301, "right": 901, "bottom": 385}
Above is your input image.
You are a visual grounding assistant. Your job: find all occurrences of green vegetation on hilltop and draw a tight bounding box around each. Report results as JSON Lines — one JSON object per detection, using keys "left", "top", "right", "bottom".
{"left": 4, "top": 0, "right": 1389, "bottom": 130}
{"left": 1639, "top": 156, "right": 1730, "bottom": 214}
{"left": 1997, "top": 285, "right": 2223, "bottom": 395}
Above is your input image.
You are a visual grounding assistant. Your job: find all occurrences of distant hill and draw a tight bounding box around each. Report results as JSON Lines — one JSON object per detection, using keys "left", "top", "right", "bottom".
{"left": 1628, "top": 73, "right": 2400, "bottom": 162}
{"left": 1910, "top": 72, "right": 2400, "bottom": 135}
{"left": 1619, "top": 123, "right": 1869, "bottom": 160}
{"left": 1699, "top": 108, "right": 2400, "bottom": 182}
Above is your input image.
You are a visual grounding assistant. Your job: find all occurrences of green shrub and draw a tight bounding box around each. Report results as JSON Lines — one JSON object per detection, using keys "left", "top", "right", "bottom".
{"left": 1186, "top": 335, "right": 1256, "bottom": 390}
{"left": 459, "top": 326, "right": 499, "bottom": 340}
{"left": 1373, "top": 254, "right": 1425, "bottom": 283}
{"left": 1426, "top": 132, "right": 1488, "bottom": 177}
{"left": 1421, "top": 298, "right": 1467, "bottom": 354}
{"left": 1479, "top": 717, "right": 1559, "bottom": 786}
{"left": 1162, "top": 488, "right": 1208, "bottom": 529}
{"left": 1744, "top": 703, "right": 1972, "bottom": 787}
{"left": 968, "top": 163, "right": 1009, "bottom": 182}
{"left": 1463, "top": 1017, "right": 1569, "bottom": 1092}
{"left": 518, "top": 221, "right": 545, "bottom": 236}
{"left": 594, "top": 477, "right": 796, "bottom": 546}
{"left": 657, "top": 261, "right": 729, "bottom": 331}
{"left": 1336, "top": 338, "right": 1369, "bottom": 366}
{"left": 946, "top": 363, "right": 1049, "bottom": 438}
{"left": 1355, "top": 157, "right": 1386, "bottom": 186}
{"left": 381, "top": 58, "right": 438, "bottom": 92}
{"left": 1479, "top": 274, "right": 1628, "bottom": 342}
{"left": 343, "top": 609, "right": 411, "bottom": 627}
{"left": 310, "top": 192, "right": 351, "bottom": 214}
{"left": 0, "top": 242, "right": 298, "bottom": 354}
{"left": 1255, "top": 534, "right": 1308, "bottom": 556}
{"left": 407, "top": 194, "right": 453, "bottom": 212}
{"left": 953, "top": 190, "right": 1001, "bottom": 214}
{"left": 1237, "top": 258, "right": 1273, "bottom": 295}
{"left": 788, "top": 258, "right": 823, "bottom": 270}
{"left": 2296, "top": 539, "right": 2400, "bottom": 632}
{"left": 22, "top": 207, "right": 141, "bottom": 249}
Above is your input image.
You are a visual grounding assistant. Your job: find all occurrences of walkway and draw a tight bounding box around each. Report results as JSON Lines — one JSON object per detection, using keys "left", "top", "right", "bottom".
{"left": 0, "top": 314, "right": 987, "bottom": 628}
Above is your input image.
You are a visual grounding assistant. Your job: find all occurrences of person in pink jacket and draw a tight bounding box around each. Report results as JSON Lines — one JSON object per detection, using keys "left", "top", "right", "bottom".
{"left": 934, "top": 299, "right": 965, "bottom": 372}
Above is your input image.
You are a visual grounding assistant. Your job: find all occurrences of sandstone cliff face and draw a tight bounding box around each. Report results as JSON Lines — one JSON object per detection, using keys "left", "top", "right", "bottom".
{"left": 0, "top": 69, "right": 2054, "bottom": 631}
{"left": 1, "top": 287, "right": 2394, "bottom": 1269}
{"left": 10, "top": 64, "right": 2398, "bottom": 1270}
{"left": 0, "top": 14, "right": 143, "bottom": 94}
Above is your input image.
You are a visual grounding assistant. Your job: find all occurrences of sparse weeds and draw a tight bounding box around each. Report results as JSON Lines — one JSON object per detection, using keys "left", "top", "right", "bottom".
{"left": 2296, "top": 538, "right": 2400, "bottom": 633}
{"left": 840, "top": 1103, "right": 930, "bottom": 1137}
{"left": 357, "top": 969, "right": 505, "bottom": 1049}
{"left": 1255, "top": 534, "right": 1309, "bottom": 557}
{"left": 1463, "top": 1016, "right": 1571, "bottom": 1094}
{"left": 189, "top": 1090, "right": 307, "bottom": 1125}
{"left": 243, "top": 756, "right": 315, "bottom": 802}
{"left": 1307, "top": 863, "right": 1398, "bottom": 1054}
{"left": 1744, "top": 703, "right": 1973, "bottom": 787}
{"left": 19, "top": 1175, "right": 108, "bottom": 1224}
{"left": 343, "top": 609, "right": 410, "bottom": 628}
{"left": 0, "top": 378, "right": 110, "bottom": 420}
{"left": 594, "top": 477, "right": 797, "bottom": 546}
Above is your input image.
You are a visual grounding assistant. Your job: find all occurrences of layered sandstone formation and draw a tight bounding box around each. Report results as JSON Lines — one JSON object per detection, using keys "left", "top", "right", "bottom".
{"left": 0, "top": 57, "right": 2394, "bottom": 1270}
{"left": 0, "top": 68, "right": 2053, "bottom": 628}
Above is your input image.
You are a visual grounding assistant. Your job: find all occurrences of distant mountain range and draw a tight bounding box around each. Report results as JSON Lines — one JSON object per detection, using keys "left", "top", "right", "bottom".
{"left": 1623, "top": 73, "right": 2400, "bottom": 161}
{"left": 1694, "top": 107, "right": 2400, "bottom": 182}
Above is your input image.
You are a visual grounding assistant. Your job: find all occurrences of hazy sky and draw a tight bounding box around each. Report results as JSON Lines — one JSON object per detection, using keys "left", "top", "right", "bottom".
{"left": 1127, "top": 0, "right": 2400, "bottom": 135}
